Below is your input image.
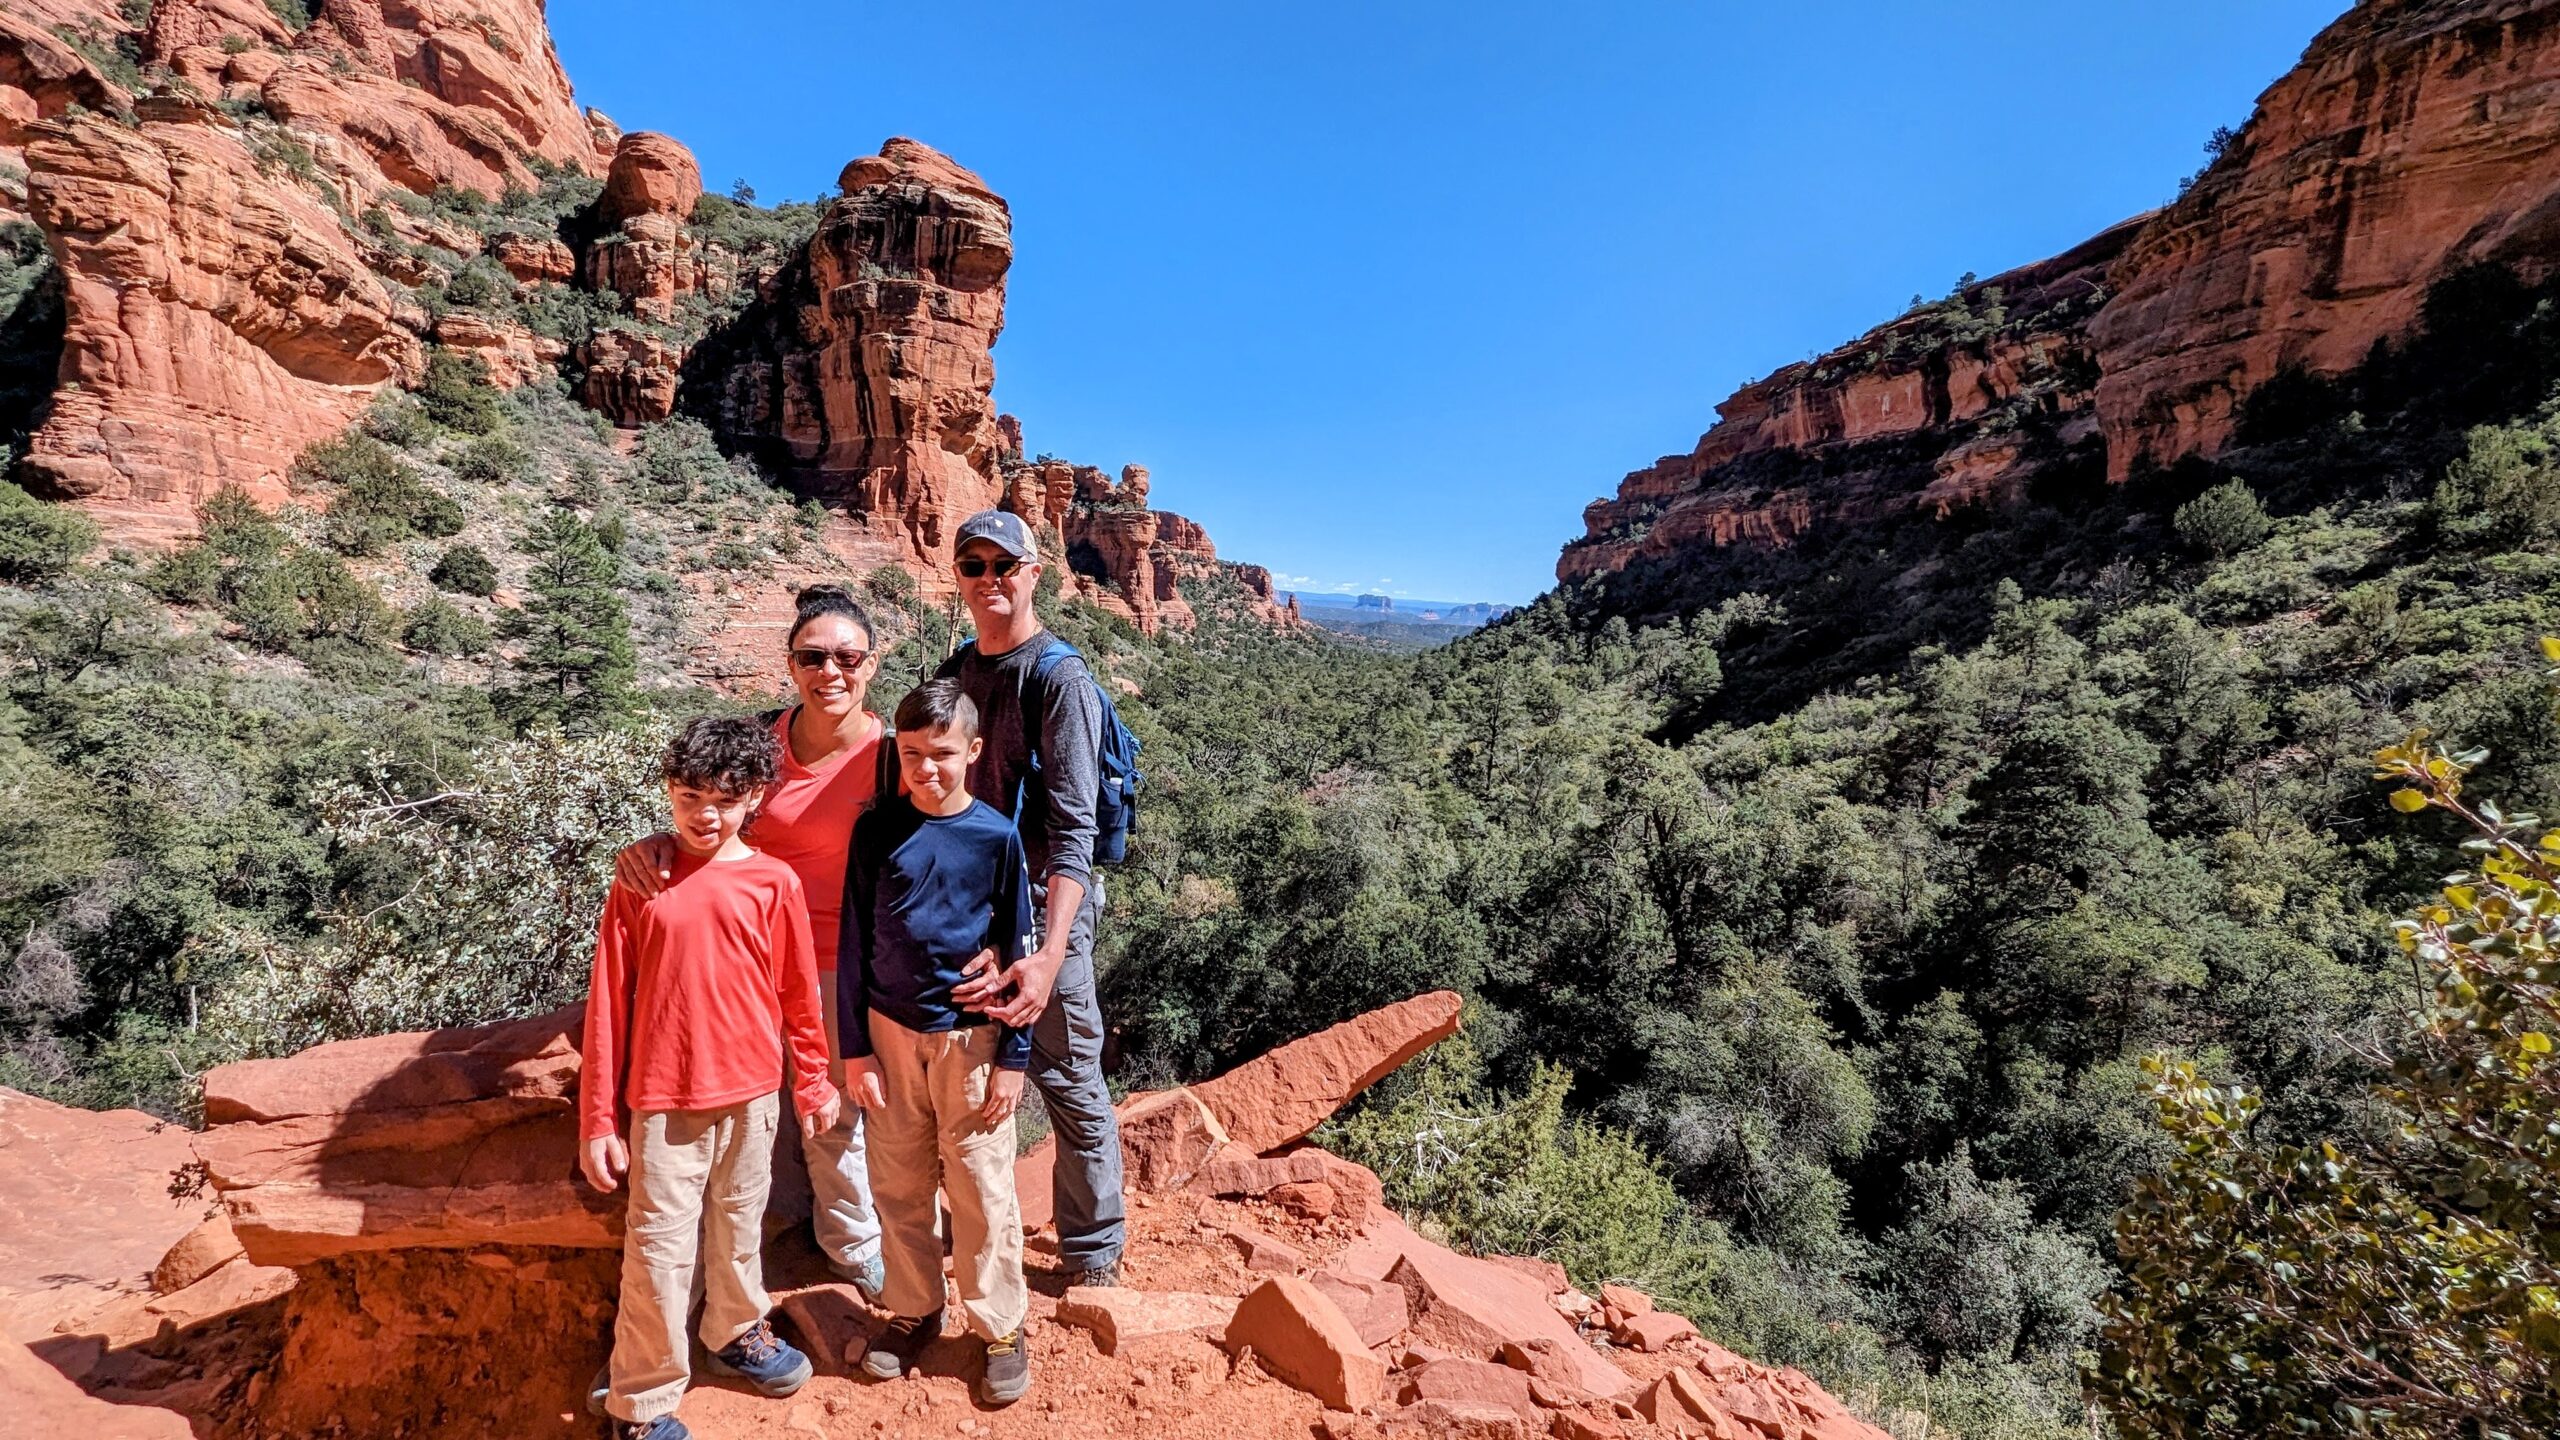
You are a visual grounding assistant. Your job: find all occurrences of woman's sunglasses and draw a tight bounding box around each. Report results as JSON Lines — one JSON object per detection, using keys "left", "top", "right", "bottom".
{"left": 955, "top": 555, "right": 1025, "bottom": 579}
{"left": 790, "top": 646, "right": 872, "bottom": 672}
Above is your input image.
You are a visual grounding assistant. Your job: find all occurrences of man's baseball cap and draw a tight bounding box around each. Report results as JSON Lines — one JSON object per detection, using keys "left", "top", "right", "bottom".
{"left": 955, "top": 509, "right": 1037, "bottom": 561}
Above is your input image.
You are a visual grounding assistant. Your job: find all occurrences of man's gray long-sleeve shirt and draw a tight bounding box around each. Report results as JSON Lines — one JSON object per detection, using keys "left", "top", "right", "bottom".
{"left": 937, "top": 629, "right": 1103, "bottom": 891}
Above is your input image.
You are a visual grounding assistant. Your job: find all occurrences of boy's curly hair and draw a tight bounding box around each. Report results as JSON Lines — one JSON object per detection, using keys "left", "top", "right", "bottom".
{"left": 660, "top": 715, "right": 781, "bottom": 794}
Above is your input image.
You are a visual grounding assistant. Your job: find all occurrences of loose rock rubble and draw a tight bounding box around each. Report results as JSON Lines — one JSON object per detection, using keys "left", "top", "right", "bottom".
{"left": 0, "top": 987, "right": 1892, "bottom": 1440}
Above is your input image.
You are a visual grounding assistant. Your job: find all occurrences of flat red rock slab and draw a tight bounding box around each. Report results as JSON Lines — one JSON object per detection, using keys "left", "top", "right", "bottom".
{"left": 1192, "top": 991, "right": 1463, "bottom": 1153}
{"left": 0, "top": 1088, "right": 202, "bottom": 1343}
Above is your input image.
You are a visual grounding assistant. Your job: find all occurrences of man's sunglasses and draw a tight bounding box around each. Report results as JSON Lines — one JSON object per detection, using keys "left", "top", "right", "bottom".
{"left": 789, "top": 646, "right": 872, "bottom": 671}
{"left": 956, "top": 555, "right": 1025, "bottom": 579}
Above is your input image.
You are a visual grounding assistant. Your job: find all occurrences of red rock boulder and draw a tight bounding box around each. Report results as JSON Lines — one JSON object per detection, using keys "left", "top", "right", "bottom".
{"left": 193, "top": 1005, "right": 621, "bottom": 1266}
{"left": 1193, "top": 991, "right": 1463, "bottom": 1153}
{"left": 1225, "top": 1276, "right": 1387, "bottom": 1412}
{"left": 0, "top": 1088, "right": 203, "bottom": 1342}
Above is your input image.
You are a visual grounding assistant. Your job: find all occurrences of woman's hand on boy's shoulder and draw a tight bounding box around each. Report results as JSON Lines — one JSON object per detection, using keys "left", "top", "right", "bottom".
{"left": 612, "top": 833, "right": 679, "bottom": 898}
{"left": 580, "top": 1132, "right": 629, "bottom": 1193}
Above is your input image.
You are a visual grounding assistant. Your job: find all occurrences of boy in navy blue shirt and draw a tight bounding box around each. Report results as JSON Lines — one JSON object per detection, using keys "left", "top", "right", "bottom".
{"left": 840, "top": 680, "right": 1036, "bottom": 1406}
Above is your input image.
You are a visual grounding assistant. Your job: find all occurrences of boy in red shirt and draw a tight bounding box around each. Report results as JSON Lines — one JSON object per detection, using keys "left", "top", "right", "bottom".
{"left": 581, "top": 717, "right": 839, "bottom": 1440}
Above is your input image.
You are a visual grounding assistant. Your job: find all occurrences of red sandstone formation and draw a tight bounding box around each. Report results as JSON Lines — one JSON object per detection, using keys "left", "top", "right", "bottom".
{"left": 17, "top": 105, "right": 422, "bottom": 543}
{"left": 2089, "top": 0, "right": 2560, "bottom": 480}
{"left": 579, "top": 129, "right": 719, "bottom": 326}
{"left": 690, "top": 137, "right": 1014, "bottom": 575}
{"left": 3, "top": 992, "right": 1892, "bottom": 1439}
{"left": 1563, "top": 0, "right": 2560, "bottom": 586}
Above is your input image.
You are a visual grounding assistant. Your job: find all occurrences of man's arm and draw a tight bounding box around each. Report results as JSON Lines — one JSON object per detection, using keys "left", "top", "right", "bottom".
{"left": 955, "top": 655, "right": 1102, "bottom": 1026}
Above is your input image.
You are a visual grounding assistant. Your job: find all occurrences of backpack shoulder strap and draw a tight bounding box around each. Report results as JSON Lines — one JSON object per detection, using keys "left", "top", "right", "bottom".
{"left": 869, "top": 717, "right": 899, "bottom": 806}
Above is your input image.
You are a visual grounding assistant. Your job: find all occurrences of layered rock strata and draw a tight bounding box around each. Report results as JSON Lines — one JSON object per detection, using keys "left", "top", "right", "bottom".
{"left": 1564, "top": 0, "right": 2560, "bottom": 584}
{"left": 685, "top": 137, "right": 1013, "bottom": 576}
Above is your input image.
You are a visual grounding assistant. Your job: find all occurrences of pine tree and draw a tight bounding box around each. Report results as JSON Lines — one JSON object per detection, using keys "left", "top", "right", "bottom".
{"left": 503, "top": 508, "right": 634, "bottom": 731}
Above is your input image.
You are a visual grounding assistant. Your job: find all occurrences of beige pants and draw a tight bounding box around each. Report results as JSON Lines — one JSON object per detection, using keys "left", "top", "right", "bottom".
{"left": 866, "top": 1012, "right": 1026, "bottom": 1340}
{"left": 608, "top": 1091, "right": 781, "bottom": 1423}
{"left": 804, "top": 971, "right": 881, "bottom": 1269}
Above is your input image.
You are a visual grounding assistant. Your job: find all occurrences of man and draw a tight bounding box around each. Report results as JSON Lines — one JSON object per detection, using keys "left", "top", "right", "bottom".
{"left": 937, "top": 509, "right": 1127, "bottom": 1284}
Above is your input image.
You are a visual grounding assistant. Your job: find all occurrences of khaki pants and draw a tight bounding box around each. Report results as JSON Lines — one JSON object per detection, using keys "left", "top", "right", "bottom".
{"left": 805, "top": 971, "right": 881, "bottom": 1269}
{"left": 866, "top": 1012, "right": 1026, "bottom": 1340}
{"left": 607, "top": 1091, "right": 781, "bottom": 1423}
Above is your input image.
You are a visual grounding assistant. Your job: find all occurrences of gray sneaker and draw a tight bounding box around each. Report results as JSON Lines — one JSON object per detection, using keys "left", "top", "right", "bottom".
{"left": 1068, "top": 1260, "right": 1120, "bottom": 1287}
{"left": 978, "top": 1329, "right": 1030, "bottom": 1406}
{"left": 860, "top": 1309, "right": 942, "bottom": 1381}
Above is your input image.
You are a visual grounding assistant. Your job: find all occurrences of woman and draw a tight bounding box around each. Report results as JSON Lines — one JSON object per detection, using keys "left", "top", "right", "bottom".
{"left": 613, "top": 584, "right": 894, "bottom": 1296}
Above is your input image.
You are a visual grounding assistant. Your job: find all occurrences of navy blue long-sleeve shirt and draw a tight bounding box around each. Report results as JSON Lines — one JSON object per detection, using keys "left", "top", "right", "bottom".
{"left": 839, "top": 796, "right": 1036, "bottom": 1069}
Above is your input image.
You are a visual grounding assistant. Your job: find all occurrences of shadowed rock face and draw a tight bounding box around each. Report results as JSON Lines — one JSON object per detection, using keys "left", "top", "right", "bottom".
{"left": 1563, "top": 0, "right": 2560, "bottom": 585}
{"left": 684, "top": 137, "right": 1014, "bottom": 577}
{"left": 2090, "top": 0, "right": 2560, "bottom": 480}
{"left": 16, "top": 107, "right": 422, "bottom": 544}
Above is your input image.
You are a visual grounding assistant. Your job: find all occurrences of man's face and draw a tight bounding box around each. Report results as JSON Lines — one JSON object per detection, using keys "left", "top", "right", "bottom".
{"left": 956, "top": 537, "right": 1037, "bottom": 628}
{"left": 897, "top": 723, "right": 983, "bottom": 809}
{"left": 666, "top": 779, "right": 759, "bottom": 857}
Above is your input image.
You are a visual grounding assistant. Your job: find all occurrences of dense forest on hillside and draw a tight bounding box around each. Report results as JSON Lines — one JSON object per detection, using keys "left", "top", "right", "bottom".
{"left": 11, "top": 260, "right": 2560, "bottom": 1435}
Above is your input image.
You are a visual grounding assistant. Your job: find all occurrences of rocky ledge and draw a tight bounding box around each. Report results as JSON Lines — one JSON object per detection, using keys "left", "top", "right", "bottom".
{"left": 2, "top": 991, "right": 1888, "bottom": 1440}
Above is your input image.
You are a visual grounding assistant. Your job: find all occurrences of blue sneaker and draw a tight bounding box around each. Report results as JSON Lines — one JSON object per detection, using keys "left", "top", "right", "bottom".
{"left": 610, "top": 1417, "right": 688, "bottom": 1440}
{"left": 830, "top": 1251, "right": 888, "bottom": 1302}
{"left": 705, "top": 1319, "right": 813, "bottom": 1397}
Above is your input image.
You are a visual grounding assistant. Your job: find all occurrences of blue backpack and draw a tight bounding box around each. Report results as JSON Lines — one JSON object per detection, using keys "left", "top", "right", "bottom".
{"left": 992, "top": 636, "right": 1144, "bottom": 865}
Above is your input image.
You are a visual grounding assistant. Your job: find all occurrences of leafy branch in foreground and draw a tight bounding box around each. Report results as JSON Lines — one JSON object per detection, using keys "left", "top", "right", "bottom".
{"left": 2092, "top": 710, "right": 2560, "bottom": 1438}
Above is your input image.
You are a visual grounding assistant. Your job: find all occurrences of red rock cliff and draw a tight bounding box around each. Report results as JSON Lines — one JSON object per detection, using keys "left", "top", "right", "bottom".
{"left": 1564, "top": 0, "right": 2560, "bottom": 583}
{"left": 685, "top": 137, "right": 1012, "bottom": 577}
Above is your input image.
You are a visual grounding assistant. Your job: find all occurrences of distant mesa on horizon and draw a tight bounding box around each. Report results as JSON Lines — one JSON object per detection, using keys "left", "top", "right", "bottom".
{"left": 1282, "top": 590, "right": 1514, "bottom": 639}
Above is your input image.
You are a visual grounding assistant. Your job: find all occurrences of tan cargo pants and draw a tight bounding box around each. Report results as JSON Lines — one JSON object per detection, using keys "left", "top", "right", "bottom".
{"left": 865, "top": 1012, "right": 1027, "bottom": 1340}
{"left": 606, "top": 1091, "right": 780, "bottom": 1423}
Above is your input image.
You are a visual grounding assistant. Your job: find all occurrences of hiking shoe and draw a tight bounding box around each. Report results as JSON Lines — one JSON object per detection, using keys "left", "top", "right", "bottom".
{"left": 610, "top": 1418, "right": 688, "bottom": 1440}
{"left": 860, "top": 1309, "right": 942, "bottom": 1380}
{"left": 1068, "top": 1259, "right": 1121, "bottom": 1287}
{"left": 829, "top": 1250, "right": 888, "bottom": 1301}
{"left": 705, "top": 1319, "right": 812, "bottom": 1397}
{"left": 978, "top": 1329, "right": 1031, "bottom": 1406}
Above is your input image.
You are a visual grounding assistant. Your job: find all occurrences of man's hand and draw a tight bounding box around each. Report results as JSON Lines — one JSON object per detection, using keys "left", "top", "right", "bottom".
{"left": 802, "top": 1087, "right": 842, "bottom": 1136}
{"left": 581, "top": 1133, "right": 629, "bottom": 1193}
{"left": 947, "top": 947, "right": 1005, "bottom": 1009}
{"left": 845, "top": 1055, "right": 887, "bottom": 1113}
{"left": 982, "top": 948, "right": 1060, "bottom": 1028}
{"left": 612, "top": 834, "right": 679, "bottom": 899}
{"left": 981, "top": 1066, "right": 1025, "bottom": 1127}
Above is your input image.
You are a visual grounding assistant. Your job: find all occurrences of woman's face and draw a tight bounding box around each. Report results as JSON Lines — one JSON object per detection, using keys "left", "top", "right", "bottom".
{"left": 786, "top": 612, "right": 876, "bottom": 719}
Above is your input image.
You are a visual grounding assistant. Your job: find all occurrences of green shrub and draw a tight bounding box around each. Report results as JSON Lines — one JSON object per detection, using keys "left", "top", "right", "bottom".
{"left": 403, "top": 594, "right": 491, "bottom": 657}
{"left": 418, "top": 350, "right": 501, "bottom": 435}
{"left": 630, "top": 416, "right": 729, "bottom": 500}
{"left": 429, "top": 542, "right": 498, "bottom": 597}
{"left": 2432, "top": 401, "right": 2560, "bottom": 544}
{"left": 2092, "top": 729, "right": 2560, "bottom": 1438}
{"left": 439, "top": 257, "right": 513, "bottom": 312}
{"left": 865, "top": 562, "right": 917, "bottom": 606}
{"left": 451, "top": 432, "right": 536, "bottom": 487}
{"left": 2173, "top": 478, "right": 2273, "bottom": 557}
{"left": 0, "top": 481, "right": 97, "bottom": 581}
{"left": 263, "top": 0, "right": 311, "bottom": 30}
{"left": 296, "top": 432, "right": 461, "bottom": 554}
{"left": 361, "top": 391, "right": 435, "bottom": 450}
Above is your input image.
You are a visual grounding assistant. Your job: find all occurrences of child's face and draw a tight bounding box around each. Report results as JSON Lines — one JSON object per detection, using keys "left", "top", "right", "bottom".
{"left": 897, "top": 723, "right": 982, "bottom": 809}
{"left": 666, "top": 778, "right": 760, "bottom": 857}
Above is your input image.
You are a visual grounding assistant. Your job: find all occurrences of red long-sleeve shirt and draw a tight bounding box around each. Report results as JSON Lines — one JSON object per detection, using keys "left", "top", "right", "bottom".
{"left": 580, "top": 851, "right": 833, "bottom": 1142}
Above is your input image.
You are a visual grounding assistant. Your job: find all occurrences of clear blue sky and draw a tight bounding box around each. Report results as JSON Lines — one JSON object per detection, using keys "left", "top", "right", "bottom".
{"left": 551, "top": 1, "right": 2346, "bottom": 604}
